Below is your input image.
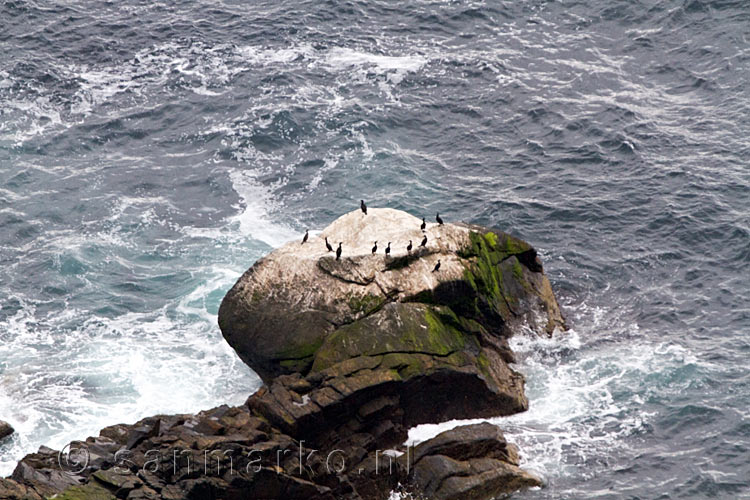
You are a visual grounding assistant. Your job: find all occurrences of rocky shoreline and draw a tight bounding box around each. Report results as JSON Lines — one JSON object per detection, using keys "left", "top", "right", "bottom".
{"left": 1, "top": 209, "right": 565, "bottom": 500}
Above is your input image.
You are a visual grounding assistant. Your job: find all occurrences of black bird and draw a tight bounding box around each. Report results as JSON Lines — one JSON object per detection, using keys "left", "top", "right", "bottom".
{"left": 325, "top": 236, "right": 333, "bottom": 252}
{"left": 372, "top": 241, "right": 378, "bottom": 254}
{"left": 385, "top": 242, "right": 391, "bottom": 256}
{"left": 432, "top": 260, "right": 441, "bottom": 273}
{"left": 336, "top": 242, "right": 342, "bottom": 261}
{"left": 420, "top": 217, "right": 426, "bottom": 231}
{"left": 420, "top": 235, "right": 428, "bottom": 247}
{"left": 360, "top": 200, "right": 367, "bottom": 215}
{"left": 302, "top": 230, "right": 309, "bottom": 244}
{"left": 406, "top": 240, "right": 413, "bottom": 253}
{"left": 436, "top": 213, "right": 443, "bottom": 225}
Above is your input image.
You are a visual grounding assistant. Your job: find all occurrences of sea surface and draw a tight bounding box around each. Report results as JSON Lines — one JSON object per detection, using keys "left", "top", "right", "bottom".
{"left": 1, "top": 0, "right": 749, "bottom": 497}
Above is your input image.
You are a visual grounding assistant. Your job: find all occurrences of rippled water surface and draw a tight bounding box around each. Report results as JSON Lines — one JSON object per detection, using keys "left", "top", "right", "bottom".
{"left": 1, "top": 0, "right": 749, "bottom": 497}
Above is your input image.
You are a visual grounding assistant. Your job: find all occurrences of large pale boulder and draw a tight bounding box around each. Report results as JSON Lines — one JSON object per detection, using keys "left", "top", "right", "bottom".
{"left": 219, "top": 208, "right": 565, "bottom": 381}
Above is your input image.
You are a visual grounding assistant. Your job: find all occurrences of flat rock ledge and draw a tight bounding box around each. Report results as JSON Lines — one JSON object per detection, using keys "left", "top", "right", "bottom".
{"left": 1, "top": 209, "right": 564, "bottom": 500}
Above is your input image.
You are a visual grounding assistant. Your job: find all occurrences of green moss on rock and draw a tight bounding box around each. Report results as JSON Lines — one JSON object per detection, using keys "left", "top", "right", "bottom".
{"left": 279, "top": 357, "right": 314, "bottom": 372}
{"left": 476, "top": 350, "right": 492, "bottom": 379}
{"left": 461, "top": 231, "right": 532, "bottom": 262}
{"left": 311, "top": 303, "right": 469, "bottom": 373}
{"left": 483, "top": 231, "right": 498, "bottom": 249}
{"left": 275, "top": 337, "right": 325, "bottom": 374}
{"left": 347, "top": 292, "right": 386, "bottom": 316}
{"left": 277, "top": 337, "right": 324, "bottom": 361}
{"left": 462, "top": 233, "right": 513, "bottom": 320}
{"left": 456, "top": 230, "right": 545, "bottom": 325}
{"left": 54, "top": 483, "right": 116, "bottom": 500}
{"left": 381, "top": 352, "right": 427, "bottom": 379}
{"left": 499, "top": 233, "right": 531, "bottom": 255}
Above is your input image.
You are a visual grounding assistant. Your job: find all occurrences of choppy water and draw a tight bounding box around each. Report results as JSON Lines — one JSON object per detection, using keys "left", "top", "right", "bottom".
{"left": 1, "top": 0, "right": 749, "bottom": 497}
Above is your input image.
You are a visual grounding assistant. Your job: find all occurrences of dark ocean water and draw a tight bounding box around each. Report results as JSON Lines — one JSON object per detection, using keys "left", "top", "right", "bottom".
{"left": 1, "top": 0, "right": 749, "bottom": 497}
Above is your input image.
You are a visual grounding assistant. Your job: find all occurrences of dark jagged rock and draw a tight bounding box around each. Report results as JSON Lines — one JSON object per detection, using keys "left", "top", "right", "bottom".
{"left": 0, "top": 478, "right": 43, "bottom": 500}
{"left": 1, "top": 407, "right": 539, "bottom": 500}
{"left": 410, "top": 422, "right": 521, "bottom": 465}
{"left": 2, "top": 209, "right": 565, "bottom": 500}
{"left": 0, "top": 421, "right": 13, "bottom": 441}
{"left": 403, "top": 424, "right": 541, "bottom": 499}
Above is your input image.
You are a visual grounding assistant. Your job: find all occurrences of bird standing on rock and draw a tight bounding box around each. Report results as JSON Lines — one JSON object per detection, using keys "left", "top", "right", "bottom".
{"left": 407, "top": 240, "right": 412, "bottom": 253}
{"left": 336, "top": 242, "right": 342, "bottom": 260}
{"left": 420, "top": 235, "right": 427, "bottom": 247}
{"left": 432, "top": 260, "right": 441, "bottom": 272}
{"left": 325, "top": 237, "right": 333, "bottom": 252}
{"left": 360, "top": 200, "right": 367, "bottom": 215}
{"left": 372, "top": 241, "right": 378, "bottom": 254}
{"left": 421, "top": 217, "right": 426, "bottom": 231}
{"left": 436, "top": 213, "right": 443, "bottom": 225}
{"left": 385, "top": 242, "right": 391, "bottom": 256}
{"left": 302, "top": 230, "right": 309, "bottom": 244}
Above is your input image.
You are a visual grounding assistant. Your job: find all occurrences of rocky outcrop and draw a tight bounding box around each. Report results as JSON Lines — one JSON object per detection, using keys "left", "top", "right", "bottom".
{"left": 219, "top": 208, "right": 564, "bottom": 381}
{"left": 0, "top": 421, "right": 13, "bottom": 441}
{"left": 0, "top": 406, "right": 540, "bottom": 500}
{"left": 408, "top": 423, "right": 542, "bottom": 500}
{"left": 1, "top": 208, "right": 564, "bottom": 500}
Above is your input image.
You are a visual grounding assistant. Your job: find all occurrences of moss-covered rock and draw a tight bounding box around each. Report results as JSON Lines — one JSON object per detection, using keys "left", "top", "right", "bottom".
{"left": 311, "top": 303, "right": 471, "bottom": 373}
{"left": 219, "top": 209, "right": 565, "bottom": 381}
{"left": 53, "top": 482, "right": 116, "bottom": 500}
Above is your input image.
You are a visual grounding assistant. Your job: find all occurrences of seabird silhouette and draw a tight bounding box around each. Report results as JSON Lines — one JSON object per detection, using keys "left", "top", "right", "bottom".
{"left": 385, "top": 242, "right": 391, "bottom": 256}
{"left": 325, "top": 236, "right": 333, "bottom": 252}
{"left": 436, "top": 213, "right": 443, "bottom": 225}
{"left": 336, "top": 242, "right": 342, "bottom": 261}
{"left": 372, "top": 241, "right": 378, "bottom": 254}
{"left": 432, "top": 260, "right": 441, "bottom": 272}
{"left": 420, "top": 235, "right": 427, "bottom": 247}
{"left": 421, "top": 217, "right": 426, "bottom": 231}
{"left": 302, "top": 230, "right": 309, "bottom": 244}
{"left": 360, "top": 200, "right": 367, "bottom": 215}
{"left": 406, "top": 240, "right": 412, "bottom": 253}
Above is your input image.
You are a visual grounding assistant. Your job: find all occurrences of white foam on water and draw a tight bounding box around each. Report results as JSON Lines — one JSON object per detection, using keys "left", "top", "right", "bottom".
{"left": 0, "top": 163, "right": 299, "bottom": 477}
{"left": 325, "top": 47, "right": 427, "bottom": 74}
{"left": 405, "top": 303, "right": 707, "bottom": 492}
{"left": 2, "top": 40, "right": 265, "bottom": 145}
{"left": 0, "top": 279, "right": 263, "bottom": 477}
{"left": 0, "top": 95, "right": 66, "bottom": 146}
{"left": 0, "top": 69, "right": 11, "bottom": 89}
{"left": 226, "top": 169, "right": 298, "bottom": 247}
{"left": 178, "top": 168, "right": 298, "bottom": 248}
{"left": 236, "top": 44, "right": 315, "bottom": 66}
{"left": 308, "top": 157, "right": 340, "bottom": 192}
{"left": 323, "top": 47, "right": 428, "bottom": 101}
{"left": 70, "top": 41, "right": 260, "bottom": 115}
